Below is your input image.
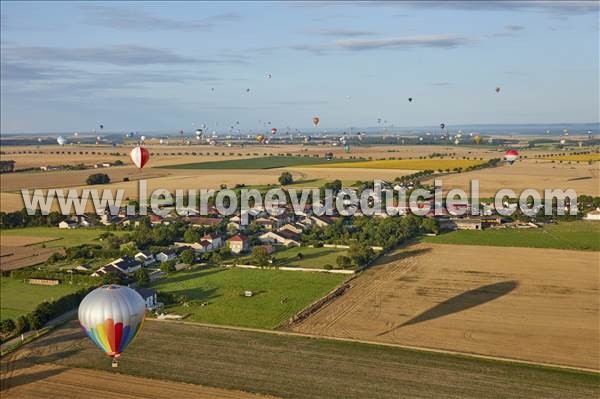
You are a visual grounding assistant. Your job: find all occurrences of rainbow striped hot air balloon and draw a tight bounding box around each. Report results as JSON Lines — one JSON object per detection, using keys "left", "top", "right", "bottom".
{"left": 78, "top": 285, "right": 146, "bottom": 367}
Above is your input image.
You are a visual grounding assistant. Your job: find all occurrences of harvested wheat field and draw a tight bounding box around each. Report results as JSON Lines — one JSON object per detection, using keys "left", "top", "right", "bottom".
{"left": 291, "top": 243, "right": 599, "bottom": 370}
{"left": 0, "top": 246, "right": 59, "bottom": 271}
{"left": 423, "top": 159, "right": 600, "bottom": 196}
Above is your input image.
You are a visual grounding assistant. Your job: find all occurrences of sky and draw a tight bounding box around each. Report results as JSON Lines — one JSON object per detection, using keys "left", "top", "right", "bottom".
{"left": 1, "top": 1, "right": 599, "bottom": 134}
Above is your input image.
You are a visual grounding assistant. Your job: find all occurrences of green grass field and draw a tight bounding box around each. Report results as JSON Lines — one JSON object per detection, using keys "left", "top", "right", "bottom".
{"left": 423, "top": 221, "right": 600, "bottom": 251}
{"left": 272, "top": 246, "right": 349, "bottom": 269}
{"left": 0, "top": 276, "right": 90, "bottom": 321}
{"left": 45, "top": 320, "right": 599, "bottom": 399}
{"left": 159, "top": 155, "right": 360, "bottom": 170}
{"left": 150, "top": 267, "right": 346, "bottom": 328}
{"left": 0, "top": 227, "right": 117, "bottom": 248}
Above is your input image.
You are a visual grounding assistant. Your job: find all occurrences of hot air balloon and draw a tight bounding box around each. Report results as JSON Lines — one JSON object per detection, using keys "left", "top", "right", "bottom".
{"left": 270, "top": 127, "right": 277, "bottom": 135}
{"left": 256, "top": 134, "right": 265, "bottom": 143}
{"left": 78, "top": 285, "right": 146, "bottom": 367}
{"left": 57, "top": 136, "right": 66, "bottom": 146}
{"left": 440, "top": 123, "right": 445, "bottom": 130}
{"left": 473, "top": 135, "right": 482, "bottom": 145}
{"left": 140, "top": 135, "right": 146, "bottom": 142}
{"left": 266, "top": 73, "right": 272, "bottom": 79}
{"left": 130, "top": 146, "right": 150, "bottom": 169}
{"left": 99, "top": 124, "right": 104, "bottom": 130}
{"left": 246, "top": 88, "right": 250, "bottom": 92}
{"left": 159, "top": 139, "right": 164, "bottom": 145}
{"left": 195, "top": 129, "right": 203, "bottom": 138}
{"left": 408, "top": 97, "right": 413, "bottom": 102}
{"left": 377, "top": 118, "right": 382, "bottom": 124}
{"left": 495, "top": 86, "right": 501, "bottom": 93}
{"left": 344, "top": 144, "right": 350, "bottom": 153}
{"left": 304, "top": 135, "right": 312, "bottom": 143}
{"left": 312, "top": 117, "right": 320, "bottom": 127}
{"left": 504, "top": 149, "right": 519, "bottom": 165}
{"left": 74, "top": 132, "right": 79, "bottom": 137}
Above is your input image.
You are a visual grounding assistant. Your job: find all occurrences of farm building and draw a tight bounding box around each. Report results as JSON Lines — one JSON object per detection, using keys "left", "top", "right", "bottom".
{"left": 135, "top": 288, "right": 158, "bottom": 311}
{"left": 585, "top": 208, "right": 600, "bottom": 221}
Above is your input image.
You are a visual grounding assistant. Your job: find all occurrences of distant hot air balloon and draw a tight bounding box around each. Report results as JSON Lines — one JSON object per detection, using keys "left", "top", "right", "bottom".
{"left": 270, "top": 127, "right": 277, "bottom": 135}
{"left": 78, "top": 285, "right": 146, "bottom": 367}
{"left": 377, "top": 118, "right": 382, "bottom": 124}
{"left": 304, "top": 135, "right": 312, "bottom": 143}
{"left": 159, "top": 139, "right": 164, "bottom": 145}
{"left": 266, "top": 73, "right": 272, "bottom": 79}
{"left": 504, "top": 149, "right": 519, "bottom": 165}
{"left": 256, "top": 134, "right": 265, "bottom": 143}
{"left": 408, "top": 97, "right": 413, "bottom": 102}
{"left": 99, "top": 125, "right": 104, "bottom": 130}
{"left": 246, "top": 88, "right": 250, "bottom": 92}
{"left": 74, "top": 132, "right": 79, "bottom": 137}
{"left": 130, "top": 146, "right": 150, "bottom": 169}
{"left": 57, "top": 136, "right": 66, "bottom": 146}
{"left": 440, "top": 123, "right": 445, "bottom": 130}
{"left": 140, "top": 135, "right": 146, "bottom": 142}
{"left": 495, "top": 86, "right": 501, "bottom": 93}
{"left": 473, "top": 135, "right": 482, "bottom": 145}
{"left": 312, "top": 116, "right": 320, "bottom": 127}
{"left": 344, "top": 144, "right": 350, "bottom": 153}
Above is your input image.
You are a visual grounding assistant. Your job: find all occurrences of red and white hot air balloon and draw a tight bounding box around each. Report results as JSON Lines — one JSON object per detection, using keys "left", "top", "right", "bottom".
{"left": 270, "top": 127, "right": 277, "bottom": 135}
{"left": 130, "top": 146, "right": 150, "bottom": 169}
{"left": 504, "top": 149, "right": 519, "bottom": 165}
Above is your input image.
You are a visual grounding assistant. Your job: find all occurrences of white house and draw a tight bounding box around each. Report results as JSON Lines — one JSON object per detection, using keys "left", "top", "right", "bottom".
{"left": 585, "top": 208, "right": 600, "bottom": 221}
{"left": 135, "top": 288, "right": 158, "bottom": 311}
{"left": 156, "top": 250, "right": 178, "bottom": 263}
{"left": 227, "top": 234, "right": 249, "bottom": 254}
{"left": 201, "top": 233, "right": 223, "bottom": 249}
{"left": 58, "top": 220, "right": 77, "bottom": 229}
{"left": 134, "top": 251, "right": 156, "bottom": 266}
{"left": 258, "top": 230, "right": 300, "bottom": 247}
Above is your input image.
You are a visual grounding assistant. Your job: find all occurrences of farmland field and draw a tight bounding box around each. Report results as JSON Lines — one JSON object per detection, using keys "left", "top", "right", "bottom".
{"left": 0, "top": 276, "right": 90, "bottom": 321}
{"left": 0, "top": 227, "right": 117, "bottom": 249}
{"left": 422, "top": 221, "right": 600, "bottom": 251}
{"left": 159, "top": 155, "right": 361, "bottom": 169}
{"left": 309, "top": 159, "right": 486, "bottom": 170}
{"left": 150, "top": 267, "right": 346, "bottom": 328}
{"left": 548, "top": 153, "right": 600, "bottom": 162}
{"left": 292, "top": 243, "right": 599, "bottom": 370}
{"left": 2, "top": 320, "right": 597, "bottom": 399}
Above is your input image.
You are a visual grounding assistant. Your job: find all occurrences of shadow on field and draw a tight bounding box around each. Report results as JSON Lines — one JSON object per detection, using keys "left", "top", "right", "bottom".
{"left": 153, "top": 268, "right": 225, "bottom": 285}
{"left": 160, "top": 287, "right": 220, "bottom": 303}
{"left": 376, "top": 247, "right": 432, "bottom": 265}
{"left": 377, "top": 280, "right": 519, "bottom": 336}
{"left": 1, "top": 366, "right": 68, "bottom": 391}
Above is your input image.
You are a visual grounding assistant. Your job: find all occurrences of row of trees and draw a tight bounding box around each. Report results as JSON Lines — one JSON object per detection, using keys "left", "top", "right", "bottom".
{"left": 0, "top": 209, "right": 71, "bottom": 229}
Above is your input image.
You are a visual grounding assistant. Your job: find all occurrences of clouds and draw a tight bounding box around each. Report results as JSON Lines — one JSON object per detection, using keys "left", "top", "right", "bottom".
{"left": 81, "top": 5, "right": 240, "bottom": 31}
{"left": 289, "top": 34, "right": 474, "bottom": 54}
{"left": 506, "top": 24, "right": 525, "bottom": 31}
{"left": 310, "top": 28, "right": 375, "bottom": 37}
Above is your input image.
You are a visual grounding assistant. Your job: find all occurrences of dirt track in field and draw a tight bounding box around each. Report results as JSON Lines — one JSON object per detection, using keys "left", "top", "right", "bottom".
{"left": 291, "top": 243, "right": 600, "bottom": 370}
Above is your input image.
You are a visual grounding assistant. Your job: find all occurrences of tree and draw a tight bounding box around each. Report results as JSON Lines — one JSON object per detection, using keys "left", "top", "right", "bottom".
{"left": 183, "top": 227, "right": 201, "bottom": 243}
{"left": 348, "top": 242, "right": 375, "bottom": 267}
{"left": 160, "top": 261, "right": 176, "bottom": 273}
{"left": 133, "top": 268, "right": 149, "bottom": 286}
{"left": 86, "top": 173, "right": 110, "bottom": 185}
{"left": 252, "top": 246, "right": 270, "bottom": 267}
{"left": 0, "top": 319, "right": 16, "bottom": 337}
{"left": 180, "top": 249, "right": 195, "bottom": 265}
{"left": 420, "top": 218, "right": 439, "bottom": 234}
{"left": 15, "top": 315, "right": 29, "bottom": 335}
{"left": 278, "top": 171, "right": 294, "bottom": 186}
{"left": 336, "top": 255, "right": 352, "bottom": 269}
{"left": 296, "top": 252, "right": 304, "bottom": 260}
{"left": 209, "top": 251, "right": 223, "bottom": 266}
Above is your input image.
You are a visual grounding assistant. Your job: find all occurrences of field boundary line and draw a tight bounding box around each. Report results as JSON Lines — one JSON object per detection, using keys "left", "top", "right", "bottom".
{"left": 146, "top": 319, "right": 599, "bottom": 374}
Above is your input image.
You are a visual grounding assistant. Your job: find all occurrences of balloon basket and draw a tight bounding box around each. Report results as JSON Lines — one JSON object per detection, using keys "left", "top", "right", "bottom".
{"left": 112, "top": 359, "right": 119, "bottom": 368}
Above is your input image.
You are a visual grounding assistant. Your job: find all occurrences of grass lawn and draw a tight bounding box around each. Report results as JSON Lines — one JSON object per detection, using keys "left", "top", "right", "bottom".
{"left": 422, "top": 221, "right": 600, "bottom": 251}
{"left": 158, "top": 155, "right": 360, "bottom": 170}
{"left": 149, "top": 267, "right": 346, "bottom": 329}
{"left": 49, "top": 320, "right": 600, "bottom": 399}
{"left": 0, "top": 227, "right": 119, "bottom": 248}
{"left": 272, "top": 246, "right": 350, "bottom": 269}
{"left": 0, "top": 276, "right": 90, "bottom": 321}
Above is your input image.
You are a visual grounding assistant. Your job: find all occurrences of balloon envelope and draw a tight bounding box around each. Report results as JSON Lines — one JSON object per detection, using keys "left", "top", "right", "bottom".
{"left": 57, "top": 136, "right": 66, "bottom": 146}
{"left": 312, "top": 117, "right": 320, "bottom": 127}
{"left": 504, "top": 149, "right": 519, "bottom": 165}
{"left": 78, "top": 285, "right": 145, "bottom": 358}
{"left": 130, "top": 146, "right": 150, "bottom": 169}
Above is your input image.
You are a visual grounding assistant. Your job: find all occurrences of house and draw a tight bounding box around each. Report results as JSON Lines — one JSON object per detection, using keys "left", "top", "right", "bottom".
{"left": 585, "top": 208, "right": 600, "bottom": 221}
{"left": 58, "top": 220, "right": 78, "bottom": 229}
{"left": 228, "top": 234, "right": 249, "bottom": 254}
{"left": 156, "top": 250, "right": 178, "bottom": 263}
{"left": 258, "top": 230, "right": 301, "bottom": 247}
{"left": 279, "top": 223, "right": 306, "bottom": 234}
{"left": 310, "top": 215, "right": 334, "bottom": 228}
{"left": 135, "top": 288, "right": 158, "bottom": 311}
{"left": 201, "top": 233, "right": 222, "bottom": 249}
{"left": 109, "top": 255, "right": 142, "bottom": 274}
{"left": 452, "top": 218, "right": 483, "bottom": 230}
{"left": 76, "top": 264, "right": 92, "bottom": 272}
{"left": 91, "top": 264, "right": 126, "bottom": 278}
{"left": 134, "top": 251, "right": 156, "bottom": 266}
